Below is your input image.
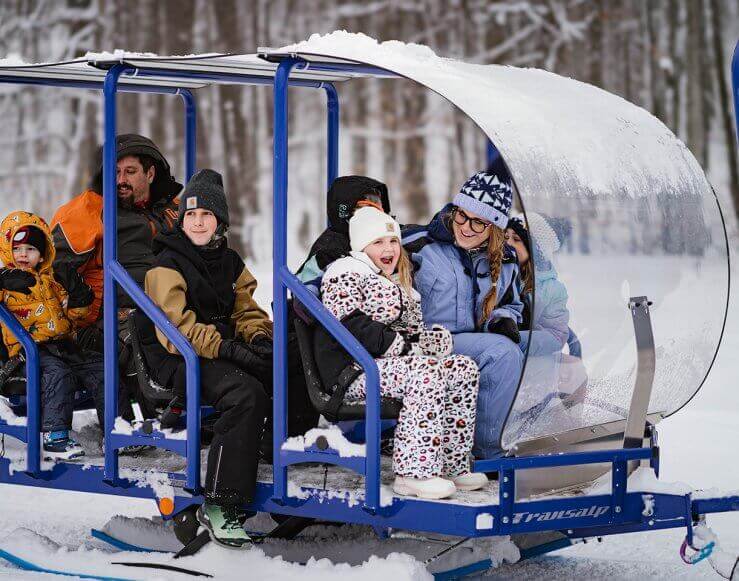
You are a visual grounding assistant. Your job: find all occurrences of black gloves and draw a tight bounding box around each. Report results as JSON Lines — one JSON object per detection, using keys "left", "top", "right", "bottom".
{"left": 54, "top": 263, "right": 94, "bottom": 309}
{"left": 248, "top": 335, "right": 273, "bottom": 359}
{"left": 75, "top": 324, "right": 104, "bottom": 353}
{"left": 487, "top": 317, "right": 521, "bottom": 344}
{"left": 160, "top": 396, "right": 185, "bottom": 430}
{"left": 219, "top": 339, "right": 271, "bottom": 373}
{"left": 0, "top": 268, "right": 35, "bottom": 294}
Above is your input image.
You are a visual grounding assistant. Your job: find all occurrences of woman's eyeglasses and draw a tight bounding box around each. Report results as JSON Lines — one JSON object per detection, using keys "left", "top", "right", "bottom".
{"left": 452, "top": 208, "right": 491, "bottom": 234}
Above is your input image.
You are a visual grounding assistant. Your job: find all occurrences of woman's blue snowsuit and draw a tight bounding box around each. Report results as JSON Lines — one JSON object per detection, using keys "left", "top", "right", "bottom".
{"left": 404, "top": 205, "right": 524, "bottom": 459}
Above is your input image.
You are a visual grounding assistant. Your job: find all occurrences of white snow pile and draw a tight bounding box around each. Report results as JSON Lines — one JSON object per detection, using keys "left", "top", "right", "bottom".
{"left": 0, "top": 527, "right": 433, "bottom": 580}
{"left": 0, "top": 54, "right": 29, "bottom": 67}
{"left": 112, "top": 415, "right": 187, "bottom": 440}
{"left": 102, "top": 515, "right": 183, "bottom": 553}
{"left": 282, "top": 425, "right": 366, "bottom": 457}
{"left": 84, "top": 49, "right": 222, "bottom": 62}
{"left": 273, "top": 31, "right": 712, "bottom": 203}
{"left": 0, "top": 398, "right": 26, "bottom": 426}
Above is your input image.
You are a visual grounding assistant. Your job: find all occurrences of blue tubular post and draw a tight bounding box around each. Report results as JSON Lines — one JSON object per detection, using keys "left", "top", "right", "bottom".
{"left": 0, "top": 304, "right": 40, "bottom": 474}
{"left": 732, "top": 41, "right": 739, "bottom": 146}
{"left": 109, "top": 264, "right": 201, "bottom": 492}
{"left": 486, "top": 140, "right": 498, "bottom": 168}
{"left": 324, "top": 83, "right": 339, "bottom": 188}
{"left": 272, "top": 58, "right": 297, "bottom": 503}
{"left": 102, "top": 66, "right": 202, "bottom": 493}
{"left": 180, "top": 89, "right": 197, "bottom": 182}
{"left": 102, "top": 64, "right": 127, "bottom": 484}
{"left": 273, "top": 60, "right": 382, "bottom": 512}
{"left": 284, "top": 281, "right": 384, "bottom": 512}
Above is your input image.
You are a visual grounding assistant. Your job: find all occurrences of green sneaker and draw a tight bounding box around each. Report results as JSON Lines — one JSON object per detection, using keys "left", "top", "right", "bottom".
{"left": 196, "top": 503, "right": 252, "bottom": 548}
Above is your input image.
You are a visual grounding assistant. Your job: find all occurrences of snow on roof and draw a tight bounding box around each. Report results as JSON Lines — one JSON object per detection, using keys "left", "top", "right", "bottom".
{"left": 266, "top": 31, "right": 712, "bottom": 201}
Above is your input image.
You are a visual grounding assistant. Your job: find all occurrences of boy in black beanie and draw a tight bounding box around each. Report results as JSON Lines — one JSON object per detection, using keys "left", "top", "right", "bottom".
{"left": 139, "top": 169, "right": 272, "bottom": 547}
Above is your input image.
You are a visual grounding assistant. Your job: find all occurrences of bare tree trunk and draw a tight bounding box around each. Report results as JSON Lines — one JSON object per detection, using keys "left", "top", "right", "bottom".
{"left": 686, "top": 0, "right": 707, "bottom": 167}
{"left": 708, "top": 0, "right": 739, "bottom": 222}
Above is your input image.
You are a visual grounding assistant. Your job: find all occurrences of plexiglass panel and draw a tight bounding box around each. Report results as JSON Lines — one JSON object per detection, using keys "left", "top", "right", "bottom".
{"left": 502, "top": 187, "right": 729, "bottom": 449}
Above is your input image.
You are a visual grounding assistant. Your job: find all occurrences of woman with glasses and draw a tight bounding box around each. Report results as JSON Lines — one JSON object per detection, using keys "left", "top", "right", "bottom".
{"left": 403, "top": 156, "right": 524, "bottom": 461}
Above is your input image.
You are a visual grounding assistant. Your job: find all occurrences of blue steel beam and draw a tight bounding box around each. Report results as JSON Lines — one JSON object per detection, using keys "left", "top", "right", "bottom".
{"left": 0, "top": 303, "right": 40, "bottom": 474}
{"left": 271, "top": 58, "right": 298, "bottom": 505}
{"left": 474, "top": 447, "right": 653, "bottom": 473}
{"left": 0, "top": 75, "right": 190, "bottom": 94}
{"left": 104, "top": 66, "right": 326, "bottom": 89}
{"left": 325, "top": 83, "right": 339, "bottom": 188}
{"left": 282, "top": 272, "right": 383, "bottom": 512}
{"left": 102, "top": 64, "right": 127, "bottom": 485}
{"left": 102, "top": 68, "right": 202, "bottom": 493}
{"left": 181, "top": 89, "right": 197, "bottom": 182}
{"left": 733, "top": 41, "right": 739, "bottom": 147}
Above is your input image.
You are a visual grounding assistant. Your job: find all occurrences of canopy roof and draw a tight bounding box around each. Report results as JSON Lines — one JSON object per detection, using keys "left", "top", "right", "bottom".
{"left": 262, "top": 32, "right": 729, "bottom": 448}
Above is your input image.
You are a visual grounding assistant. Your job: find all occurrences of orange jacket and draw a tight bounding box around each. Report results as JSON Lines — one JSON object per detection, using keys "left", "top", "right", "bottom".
{"left": 51, "top": 190, "right": 179, "bottom": 326}
{"left": 0, "top": 211, "right": 89, "bottom": 357}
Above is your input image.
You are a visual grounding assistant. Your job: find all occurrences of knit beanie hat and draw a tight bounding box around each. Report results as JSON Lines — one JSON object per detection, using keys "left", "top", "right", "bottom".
{"left": 517, "top": 212, "right": 572, "bottom": 264}
{"left": 178, "top": 169, "right": 229, "bottom": 226}
{"left": 349, "top": 206, "right": 401, "bottom": 252}
{"left": 506, "top": 216, "right": 529, "bottom": 251}
{"left": 12, "top": 226, "right": 46, "bottom": 256}
{"left": 453, "top": 154, "right": 513, "bottom": 229}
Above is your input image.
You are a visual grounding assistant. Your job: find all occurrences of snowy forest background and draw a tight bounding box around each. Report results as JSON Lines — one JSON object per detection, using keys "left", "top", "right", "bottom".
{"left": 0, "top": 0, "right": 738, "bottom": 263}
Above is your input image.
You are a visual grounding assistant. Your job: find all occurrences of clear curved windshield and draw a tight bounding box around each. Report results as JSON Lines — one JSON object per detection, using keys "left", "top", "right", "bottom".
{"left": 502, "top": 185, "right": 729, "bottom": 450}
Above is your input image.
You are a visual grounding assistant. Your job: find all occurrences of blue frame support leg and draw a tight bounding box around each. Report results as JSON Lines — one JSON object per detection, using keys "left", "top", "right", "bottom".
{"left": 732, "top": 41, "right": 739, "bottom": 147}
{"left": 180, "top": 89, "right": 197, "bottom": 182}
{"left": 102, "top": 64, "right": 127, "bottom": 485}
{"left": 324, "top": 83, "right": 339, "bottom": 188}
{"left": 0, "top": 304, "right": 40, "bottom": 474}
{"left": 272, "top": 58, "right": 299, "bottom": 503}
{"left": 102, "top": 67, "right": 202, "bottom": 493}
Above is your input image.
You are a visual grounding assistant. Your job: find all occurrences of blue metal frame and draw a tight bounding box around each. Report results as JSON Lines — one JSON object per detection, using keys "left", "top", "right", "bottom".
{"left": 101, "top": 64, "right": 202, "bottom": 493}
{"left": 0, "top": 304, "right": 40, "bottom": 474}
{"left": 733, "top": 41, "right": 739, "bottom": 147}
{"left": 0, "top": 54, "right": 736, "bottom": 560}
{"left": 271, "top": 59, "right": 383, "bottom": 512}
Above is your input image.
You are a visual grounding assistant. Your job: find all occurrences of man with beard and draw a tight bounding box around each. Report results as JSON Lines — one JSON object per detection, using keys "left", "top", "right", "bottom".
{"left": 51, "top": 135, "right": 181, "bottom": 421}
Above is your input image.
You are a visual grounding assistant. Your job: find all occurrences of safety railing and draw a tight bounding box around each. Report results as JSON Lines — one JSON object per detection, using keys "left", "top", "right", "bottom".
{"left": 102, "top": 64, "right": 202, "bottom": 493}
{"left": 271, "top": 58, "right": 384, "bottom": 513}
{"left": 0, "top": 302, "right": 40, "bottom": 475}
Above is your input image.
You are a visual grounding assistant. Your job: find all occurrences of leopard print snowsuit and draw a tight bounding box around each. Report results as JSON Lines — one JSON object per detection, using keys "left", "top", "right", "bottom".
{"left": 321, "top": 251, "right": 480, "bottom": 479}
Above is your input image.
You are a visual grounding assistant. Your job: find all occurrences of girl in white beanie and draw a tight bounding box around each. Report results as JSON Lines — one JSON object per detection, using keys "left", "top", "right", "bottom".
{"left": 315, "top": 206, "right": 486, "bottom": 500}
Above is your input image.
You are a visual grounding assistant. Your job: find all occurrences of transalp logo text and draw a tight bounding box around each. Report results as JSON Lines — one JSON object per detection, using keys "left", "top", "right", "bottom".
{"left": 512, "top": 505, "right": 610, "bottom": 524}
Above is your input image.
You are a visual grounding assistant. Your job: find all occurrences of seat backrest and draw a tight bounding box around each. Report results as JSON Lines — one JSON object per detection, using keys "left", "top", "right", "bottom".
{"left": 293, "top": 315, "right": 335, "bottom": 414}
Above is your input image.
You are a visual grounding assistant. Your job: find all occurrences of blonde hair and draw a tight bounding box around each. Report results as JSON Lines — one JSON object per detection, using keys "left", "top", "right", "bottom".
{"left": 519, "top": 259, "right": 533, "bottom": 297}
{"left": 479, "top": 226, "right": 506, "bottom": 324}
{"left": 387, "top": 246, "right": 414, "bottom": 297}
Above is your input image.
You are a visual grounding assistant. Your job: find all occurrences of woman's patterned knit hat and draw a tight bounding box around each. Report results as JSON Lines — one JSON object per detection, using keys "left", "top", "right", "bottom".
{"left": 453, "top": 153, "right": 513, "bottom": 229}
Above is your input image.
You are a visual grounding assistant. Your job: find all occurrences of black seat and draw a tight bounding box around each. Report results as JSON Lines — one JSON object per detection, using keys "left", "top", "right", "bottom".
{"left": 292, "top": 314, "right": 401, "bottom": 423}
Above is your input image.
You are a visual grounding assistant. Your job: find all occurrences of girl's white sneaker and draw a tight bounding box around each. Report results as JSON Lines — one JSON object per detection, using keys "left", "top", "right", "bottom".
{"left": 393, "top": 476, "right": 456, "bottom": 500}
{"left": 451, "top": 472, "right": 488, "bottom": 491}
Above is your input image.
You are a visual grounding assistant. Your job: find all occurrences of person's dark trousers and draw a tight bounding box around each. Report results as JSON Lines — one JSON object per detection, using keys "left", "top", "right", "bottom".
{"left": 247, "top": 334, "right": 318, "bottom": 441}
{"left": 170, "top": 358, "right": 268, "bottom": 505}
{"left": 38, "top": 342, "right": 106, "bottom": 432}
{"left": 38, "top": 350, "right": 75, "bottom": 432}
{"left": 39, "top": 340, "right": 123, "bottom": 432}
{"left": 75, "top": 317, "right": 156, "bottom": 421}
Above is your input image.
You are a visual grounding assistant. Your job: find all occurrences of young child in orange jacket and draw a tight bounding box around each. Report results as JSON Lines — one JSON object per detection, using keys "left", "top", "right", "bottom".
{"left": 0, "top": 211, "right": 100, "bottom": 460}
